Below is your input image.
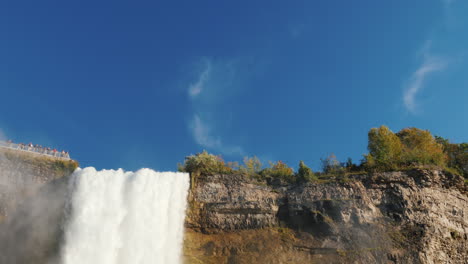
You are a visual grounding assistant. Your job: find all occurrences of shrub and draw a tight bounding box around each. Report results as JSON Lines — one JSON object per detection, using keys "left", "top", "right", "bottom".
{"left": 260, "top": 160, "right": 295, "bottom": 183}
{"left": 321, "top": 153, "right": 345, "bottom": 176}
{"left": 178, "top": 150, "right": 233, "bottom": 176}
{"left": 239, "top": 156, "right": 262, "bottom": 178}
{"left": 296, "top": 160, "right": 317, "bottom": 182}
{"left": 436, "top": 136, "right": 468, "bottom": 177}
{"left": 226, "top": 161, "right": 240, "bottom": 171}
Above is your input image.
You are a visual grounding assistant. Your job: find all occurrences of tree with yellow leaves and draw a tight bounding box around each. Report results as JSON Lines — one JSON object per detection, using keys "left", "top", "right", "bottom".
{"left": 365, "top": 125, "right": 403, "bottom": 171}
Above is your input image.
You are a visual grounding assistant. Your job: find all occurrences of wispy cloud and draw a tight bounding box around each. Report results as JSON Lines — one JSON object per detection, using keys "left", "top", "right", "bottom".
{"left": 401, "top": 0, "right": 463, "bottom": 114}
{"left": 187, "top": 58, "right": 245, "bottom": 156}
{"left": 403, "top": 51, "right": 448, "bottom": 113}
{"left": 190, "top": 114, "right": 221, "bottom": 149}
{"left": 190, "top": 114, "right": 244, "bottom": 155}
{"left": 188, "top": 60, "right": 211, "bottom": 98}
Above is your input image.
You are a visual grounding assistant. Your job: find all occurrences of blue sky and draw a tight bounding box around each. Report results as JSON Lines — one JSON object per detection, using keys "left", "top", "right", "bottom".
{"left": 1, "top": 0, "right": 467, "bottom": 171}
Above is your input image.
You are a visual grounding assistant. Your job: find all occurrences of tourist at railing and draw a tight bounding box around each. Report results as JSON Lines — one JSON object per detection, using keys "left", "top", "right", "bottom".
{"left": 0, "top": 139, "right": 71, "bottom": 160}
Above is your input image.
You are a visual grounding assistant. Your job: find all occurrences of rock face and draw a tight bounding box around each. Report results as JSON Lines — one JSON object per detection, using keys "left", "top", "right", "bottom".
{"left": 1, "top": 150, "right": 466, "bottom": 264}
{"left": 0, "top": 148, "right": 77, "bottom": 220}
{"left": 0, "top": 148, "right": 77, "bottom": 264}
{"left": 186, "top": 174, "right": 280, "bottom": 232}
{"left": 184, "top": 171, "right": 468, "bottom": 264}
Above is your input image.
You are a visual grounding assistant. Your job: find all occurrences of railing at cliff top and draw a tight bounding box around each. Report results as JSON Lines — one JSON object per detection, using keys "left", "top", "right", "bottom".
{"left": 0, "top": 140, "right": 71, "bottom": 160}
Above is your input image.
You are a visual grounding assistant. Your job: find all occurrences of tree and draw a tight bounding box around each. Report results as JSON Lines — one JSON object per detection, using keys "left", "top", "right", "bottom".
{"left": 436, "top": 136, "right": 458, "bottom": 168}
{"left": 240, "top": 156, "right": 262, "bottom": 176}
{"left": 345, "top": 157, "right": 360, "bottom": 172}
{"left": 321, "top": 153, "right": 345, "bottom": 175}
{"left": 260, "top": 160, "right": 295, "bottom": 183}
{"left": 459, "top": 144, "right": 468, "bottom": 177}
{"left": 436, "top": 136, "right": 468, "bottom": 176}
{"left": 366, "top": 125, "right": 403, "bottom": 170}
{"left": 178, "top": 150, "right": 233, "bottom": 176}
{"left": 396, "top": 128, "right": 446, "bottom": 167}
{"left": 297, "top": 160, "right": 316, "bottom": 182}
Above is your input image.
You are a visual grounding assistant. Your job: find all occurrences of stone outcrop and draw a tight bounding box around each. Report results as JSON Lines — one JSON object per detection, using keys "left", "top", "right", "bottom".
{"left": 186, "top": 174, "right": 281, "bottom": 232}
{"left": 0, "top": 148, "right": 77, "bottom": 219}
{"left": 184, "top": 170, "right": 468, "bottom": 264}
{"left": 0, "top": 148, "right": 77, "bottom": 264}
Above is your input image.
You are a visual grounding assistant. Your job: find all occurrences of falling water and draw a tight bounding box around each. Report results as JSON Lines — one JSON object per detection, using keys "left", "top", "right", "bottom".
{"left": 61, "top": 167, "right": 190, "bottom": 264}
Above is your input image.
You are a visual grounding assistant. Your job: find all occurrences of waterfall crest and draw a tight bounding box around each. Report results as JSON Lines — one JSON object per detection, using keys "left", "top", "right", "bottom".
{"left": 61, "top": 167, "right": 190, "bottom": 264}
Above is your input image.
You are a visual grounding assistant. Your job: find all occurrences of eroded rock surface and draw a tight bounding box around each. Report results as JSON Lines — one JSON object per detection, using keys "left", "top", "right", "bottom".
{"left": 0, "top": 148, "right": 77, "bottom": 220}
{"left": 1, "top": 150, "right": 466, "bottom": 264}
{"left": 184, "top": 170, "right": 468, "bottom": 264}
{"left": 0, "top": 149, "right": 77, "bottom": 264}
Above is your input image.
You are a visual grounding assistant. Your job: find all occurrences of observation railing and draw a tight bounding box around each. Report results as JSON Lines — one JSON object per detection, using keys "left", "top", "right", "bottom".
{"left": 0, "top": 140, "right": 71, "bottom": 160}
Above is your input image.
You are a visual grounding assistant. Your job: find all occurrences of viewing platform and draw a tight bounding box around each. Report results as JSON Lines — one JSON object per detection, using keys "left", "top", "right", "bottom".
{"left": 0, "top": 140, "right": 71, "bottom": 161}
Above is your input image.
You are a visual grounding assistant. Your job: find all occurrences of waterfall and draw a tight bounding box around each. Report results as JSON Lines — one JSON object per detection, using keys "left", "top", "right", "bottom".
{"left": 60, "top": 167, "right": 190, "bottom": 264}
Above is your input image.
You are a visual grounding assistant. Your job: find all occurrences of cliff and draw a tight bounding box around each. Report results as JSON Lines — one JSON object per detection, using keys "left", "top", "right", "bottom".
{"left": 0, "top": 148, "right": 78, "bottom": 264}
{"left": 0, "top": 148, "right": 77, "bottom": 220}
{"left": 0, "top": 149, "right": 467, "bottom": 264}
{"left": 184, "top": 171, "right": 468, "bottom": 264}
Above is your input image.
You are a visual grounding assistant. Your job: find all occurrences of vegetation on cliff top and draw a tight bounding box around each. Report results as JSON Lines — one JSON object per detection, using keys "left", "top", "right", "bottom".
{"left": 179, "top": 126, "right": 468, "bottom": 184}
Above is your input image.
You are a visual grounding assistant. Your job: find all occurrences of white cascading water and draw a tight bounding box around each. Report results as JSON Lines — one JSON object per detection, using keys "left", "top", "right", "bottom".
{"left": 60, "top": 167, "right": 190, "bottom": 264}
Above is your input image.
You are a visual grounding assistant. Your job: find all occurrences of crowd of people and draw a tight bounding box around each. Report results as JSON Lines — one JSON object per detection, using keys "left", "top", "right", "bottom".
{"left": 0, "top": 140, "right": 71, "bottom": 159}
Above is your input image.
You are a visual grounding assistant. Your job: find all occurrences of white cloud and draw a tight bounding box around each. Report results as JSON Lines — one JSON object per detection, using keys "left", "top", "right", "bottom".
{"left": 403, "top": 40, "right": 450, "bottom": 113}
{"left": 188, "top": 60, "right": 211, "bottom": 98}
{"left": 403, "top": 54, "right": 448, "bottom": 113}
{"left": 187, "top": 58, "right": 245, "bottom": 156}
{"left": 190, "top": 114, "right": 221, "bottom": 149}
{"left": 190, "top": 114, "right": 244, "bottom": 155}
{"left": 401, "top": 0, "right": 467, "bottom": 114}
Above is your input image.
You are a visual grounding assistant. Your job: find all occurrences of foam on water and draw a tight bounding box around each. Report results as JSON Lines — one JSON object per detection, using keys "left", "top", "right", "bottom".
{"left": 61, "top": 167, "right": 190, "bottom": 264}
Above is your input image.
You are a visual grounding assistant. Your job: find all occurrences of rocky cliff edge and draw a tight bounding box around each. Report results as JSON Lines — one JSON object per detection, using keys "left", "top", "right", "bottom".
{"left": 184, "top": 170, "right": 468, "bottom": 264}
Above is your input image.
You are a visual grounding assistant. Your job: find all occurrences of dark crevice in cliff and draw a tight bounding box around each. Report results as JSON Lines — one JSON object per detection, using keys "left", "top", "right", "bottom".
{"left": 276, "top": 197, "right": 289, "bottom": 226}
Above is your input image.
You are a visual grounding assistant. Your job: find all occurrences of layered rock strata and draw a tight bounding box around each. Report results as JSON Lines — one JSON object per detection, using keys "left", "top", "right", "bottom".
{"left": 184, "top": 171, "right": 468, "bottom": 264}
{"left": 0, "top": 149, "right": 466, "bottom": 264}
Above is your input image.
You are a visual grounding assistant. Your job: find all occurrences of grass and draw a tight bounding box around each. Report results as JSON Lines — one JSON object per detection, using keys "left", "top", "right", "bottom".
{"left": 183, "top": 227, "right": 315, "bottom": 264}
{"left": 443, "top": 166, "right": 463, "bottom": 176}
{"left": 276, "top": 227, "right": 297, "bottom": 242}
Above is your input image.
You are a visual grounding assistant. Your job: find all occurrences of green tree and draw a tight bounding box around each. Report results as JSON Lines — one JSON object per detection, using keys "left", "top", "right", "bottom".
{"left": 459, "top": 144, "right": 468, "bottom": 177}
{"left": 297, "top": 160, "right": 316, "bottom": 182}
{"left": 436, "top": 136, "right": 468, "bottom": 176}
{"left": 436, "top": 136, "right": 458, "bottom": 168}
{"left": 366, "top": 125, "right": 403, "bottom": 171}
{"left": 178, "top": 150, "right": 233, "bottom": 176}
